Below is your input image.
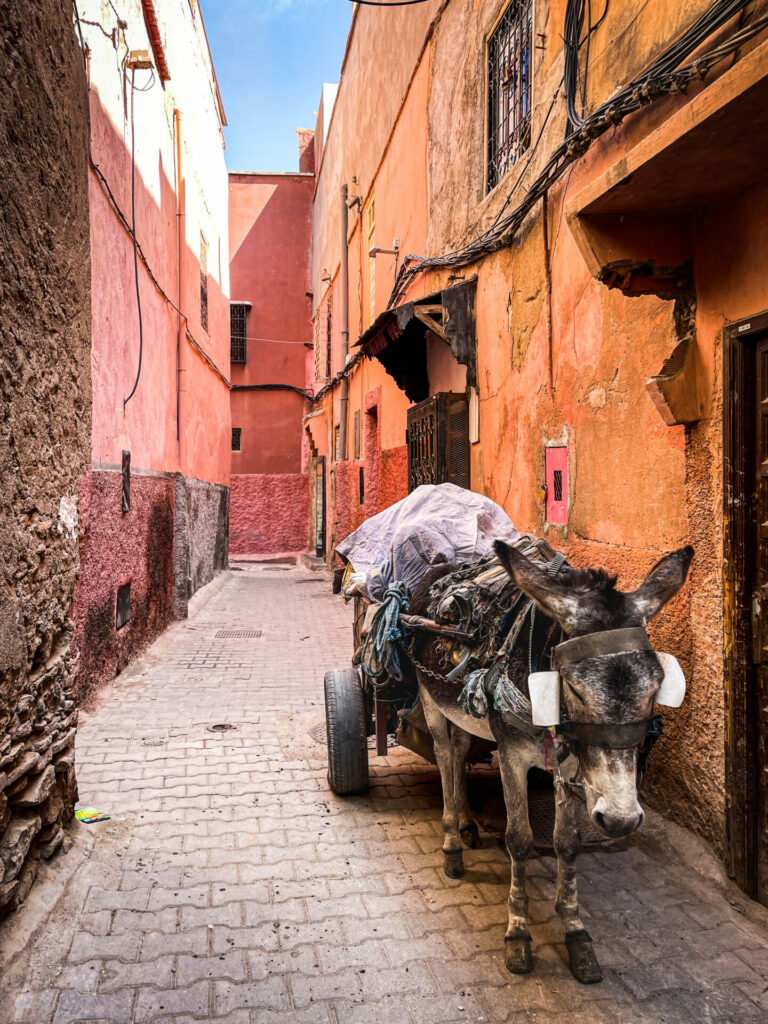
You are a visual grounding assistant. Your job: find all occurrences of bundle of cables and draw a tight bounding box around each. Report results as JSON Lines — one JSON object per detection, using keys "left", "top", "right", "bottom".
{"left": 388, "top": 0, "right": 765, "bottom": 308}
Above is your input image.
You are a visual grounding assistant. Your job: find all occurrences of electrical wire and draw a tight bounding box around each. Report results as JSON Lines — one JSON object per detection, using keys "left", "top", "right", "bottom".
{"left": 387, "top": 0, "right": 763, "bottom": 309}
{"left": 345, "top": 0, "right": 433, "bottom": 5}
{"left": 124, "top": 68, "right": 145, "bottom": 407}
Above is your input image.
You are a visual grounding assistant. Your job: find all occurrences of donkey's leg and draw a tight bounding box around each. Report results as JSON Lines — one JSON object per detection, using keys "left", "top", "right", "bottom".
{"left": 452, "top": 727, "right": 480, "bottom": 848}
{"left": 420, "top": 687, "right": 464, "bottom": 878}
{"left": 497, "top": 737, "right": 533, "bottom": 974}
{"left": 553, "top": 782, "right": 602, "bottom": 984}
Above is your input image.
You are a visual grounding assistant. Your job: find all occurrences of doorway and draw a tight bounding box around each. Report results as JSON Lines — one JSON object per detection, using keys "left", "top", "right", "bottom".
{"left": 724, "top": 311, "right": 768, "bottom": 904}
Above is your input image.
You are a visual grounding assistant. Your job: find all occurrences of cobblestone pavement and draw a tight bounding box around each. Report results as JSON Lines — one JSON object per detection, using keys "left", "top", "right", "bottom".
{"left": 4, "top": 563, "right": 768, "bottom": 1023}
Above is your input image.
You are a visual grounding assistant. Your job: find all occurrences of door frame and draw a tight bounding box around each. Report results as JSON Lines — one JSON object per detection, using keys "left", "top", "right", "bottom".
{"left": 723, "top": 308, "right": 768, "bottom": 896}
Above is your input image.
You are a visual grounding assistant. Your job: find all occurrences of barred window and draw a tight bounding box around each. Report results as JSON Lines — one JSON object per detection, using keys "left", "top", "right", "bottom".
{"left": 232, "top": 428, "right": 242, "bottom": 452}
{"left": 487, "top": 1, "right": 532, "bottom": 193}
{"left": 200, "top": 232, "right": 209, "bottom": 332}
{"left": 230, "top": 304, "right": 248, "bottom": 363}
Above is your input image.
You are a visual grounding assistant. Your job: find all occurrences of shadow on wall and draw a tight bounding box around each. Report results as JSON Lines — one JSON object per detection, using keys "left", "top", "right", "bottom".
{"left": 72, "top": 89, "right": 230, "bottom": 701}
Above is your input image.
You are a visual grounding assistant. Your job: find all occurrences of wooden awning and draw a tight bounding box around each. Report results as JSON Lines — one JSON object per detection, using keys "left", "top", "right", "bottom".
{"left": 355, "top": 279, "right": 477, "bottom": 403}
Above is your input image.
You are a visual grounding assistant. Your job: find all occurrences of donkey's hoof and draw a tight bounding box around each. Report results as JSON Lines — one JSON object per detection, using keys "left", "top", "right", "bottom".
{"left": 565, "top": 930, "right": 603, "bottom": 985}
{"left": 459, "top": 824, "right": 481, "bottom": 848}
{"left": 443, "top": 850, "right": 464, "bottom": 879}
{"left": 504, "top": 934, "right": 533, "bottom": 974}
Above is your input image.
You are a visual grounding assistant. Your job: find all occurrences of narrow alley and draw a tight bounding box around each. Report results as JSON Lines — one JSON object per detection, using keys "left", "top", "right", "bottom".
{"left": 3, "top": 564, "right": 768, "bottom": 1024}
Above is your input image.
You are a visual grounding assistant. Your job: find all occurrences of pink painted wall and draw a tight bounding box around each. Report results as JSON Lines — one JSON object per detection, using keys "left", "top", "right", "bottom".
{"left": 229, "top": 172, "right": 313, "bottom": 474}
{"left": 230, "top": 474, "right": 309, "bottom": 554}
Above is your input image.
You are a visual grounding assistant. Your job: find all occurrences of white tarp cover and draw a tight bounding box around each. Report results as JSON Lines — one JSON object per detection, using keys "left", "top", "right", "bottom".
{"left": 335, "top": 483, "right": 520, "bottom": 601}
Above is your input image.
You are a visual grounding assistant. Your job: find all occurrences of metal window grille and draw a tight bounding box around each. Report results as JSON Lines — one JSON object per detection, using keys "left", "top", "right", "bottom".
{"left": 553, "top": 469, "right": 563, "bottom": 502}
{"left": 200, "top": 232, "right": 209, "bottom": 332}
{"left": 232, "top": 427, "right": 242, "bottom": 452}
{"left": 230, "top": 304, "right": 247, "bottom": 363}
{"left": 487, "top": 0, "right": 533, "bottom": 193}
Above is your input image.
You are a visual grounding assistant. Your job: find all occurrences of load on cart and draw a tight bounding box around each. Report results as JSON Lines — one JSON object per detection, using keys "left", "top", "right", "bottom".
{"left": 324, "top": 482, "right": 563, "bottom": 793}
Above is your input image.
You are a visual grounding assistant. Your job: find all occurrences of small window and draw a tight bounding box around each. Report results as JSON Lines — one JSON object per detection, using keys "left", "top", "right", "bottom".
{"left": 116, "top": 583, "right": 131, "bottom": 630}
{"left": 232, "top": 428, "right": 242, "bottom": 452}
{"left": 353, "top": 409, "right": 361, "bottom": 460}
{"left": 200, "top": 232, "right": 208, "bottom": 332}
{"left": 545, "top": 446, "right": 568, "bottom": 524}
{"left": 121, "top": 450, "right": 131, "bottom": 513}
{"left": 487, "top": 1, "right": 533, "bottom": 193}
{"left": 334, "top": 424, "right": 341, "bottom": 461}
{"left": 230, "top": 304, "right": 248, "bottom": 363}
{"left": 359, "top": 466, "right": 365, "bottom": 505}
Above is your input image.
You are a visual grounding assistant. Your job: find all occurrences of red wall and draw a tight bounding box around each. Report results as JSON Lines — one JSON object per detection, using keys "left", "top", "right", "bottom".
{"left": 229, "top": 474, "right": 309, "bottom": 555}
{"left": 229, "top": 172, "right": 313, "bottom": 474}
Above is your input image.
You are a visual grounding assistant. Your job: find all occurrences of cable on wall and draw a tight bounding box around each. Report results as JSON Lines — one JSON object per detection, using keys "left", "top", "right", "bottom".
{"left": 387, "top": 0, "right": 764, "bottom": 309}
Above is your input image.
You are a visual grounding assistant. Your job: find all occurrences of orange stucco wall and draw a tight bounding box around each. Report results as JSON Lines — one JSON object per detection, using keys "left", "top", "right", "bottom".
{"left": 307, "top": 0, "right": 768, "bottom": 865}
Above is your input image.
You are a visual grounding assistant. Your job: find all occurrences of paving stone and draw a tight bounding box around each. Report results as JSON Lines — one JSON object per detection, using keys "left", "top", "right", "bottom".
{"left": 133, "top": 980, "right": 210, "bottom": 1021}
{"left": 53, "top": 989, "right": 135, "bottom": 1024}
{"left": 139, "top": 926, "right": 210, "bottom": 960}
{"left": 99, "top": 955, "right": 175, "bottom": 992}
{"left": 9, "top": 568, "right": 768, "bottom": 1024}
{"left": 214, "top": 976, "right": 290, "bottom": 1013}
{"left": 12, "top": 988, "right": 59, "bottom": 1023}
{"left": 175, "top": 949, "right": 247, "bottom": 986}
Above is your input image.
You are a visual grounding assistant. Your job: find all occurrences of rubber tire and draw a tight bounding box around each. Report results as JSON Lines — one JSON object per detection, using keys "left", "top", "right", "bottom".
{"left": 324, "top": 668, "right": 369, "bottom": 795}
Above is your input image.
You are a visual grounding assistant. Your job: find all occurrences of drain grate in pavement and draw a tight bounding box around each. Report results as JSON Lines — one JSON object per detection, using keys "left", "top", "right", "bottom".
{"left": 215, "top": 629, "right": 262, "bottom": 639}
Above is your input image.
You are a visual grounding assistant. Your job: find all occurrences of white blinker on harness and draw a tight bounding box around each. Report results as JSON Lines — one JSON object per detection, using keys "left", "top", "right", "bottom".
{"left": 527, "top": 626, "right": 687, "bottom": 728}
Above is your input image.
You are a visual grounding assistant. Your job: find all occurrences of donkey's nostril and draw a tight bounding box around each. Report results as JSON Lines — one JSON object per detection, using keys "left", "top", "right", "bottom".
{"left": 594, "top": 811, "right": 607, "bottom": 832}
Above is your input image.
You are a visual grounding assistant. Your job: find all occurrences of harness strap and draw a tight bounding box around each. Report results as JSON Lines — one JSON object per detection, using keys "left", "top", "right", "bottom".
{"left": 558, "top": 718, "right": 652, "bottom": 749}
{"left": 552, "top": 626, "right": 651, "bottom": 670}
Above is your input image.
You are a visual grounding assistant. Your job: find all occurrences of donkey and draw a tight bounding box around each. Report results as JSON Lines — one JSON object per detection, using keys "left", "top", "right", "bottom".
{"left": 408, "top": 541, "right": 693, "bottom": 984}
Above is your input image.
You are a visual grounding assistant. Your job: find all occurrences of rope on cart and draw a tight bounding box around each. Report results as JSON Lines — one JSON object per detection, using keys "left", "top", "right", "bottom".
{"left": 359, "top": 582, "right": 411, "bottom": 688}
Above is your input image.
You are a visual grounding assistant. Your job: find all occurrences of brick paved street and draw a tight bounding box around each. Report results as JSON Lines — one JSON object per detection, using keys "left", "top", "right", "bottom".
{"left": 3, "top": 562, "right": 768, "bottom": 1023}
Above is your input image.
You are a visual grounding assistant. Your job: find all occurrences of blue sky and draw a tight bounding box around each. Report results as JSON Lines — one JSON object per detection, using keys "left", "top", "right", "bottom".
{"left": 204, "top": 0, "right": 353, "bottom": 173}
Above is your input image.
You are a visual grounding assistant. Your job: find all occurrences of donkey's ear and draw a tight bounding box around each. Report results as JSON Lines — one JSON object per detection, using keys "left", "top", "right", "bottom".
{"left": 494, "top": 540, "right": 579, "bottom": 628}
{"left": 628, "top": 545, "right": 694, "bottom": 623}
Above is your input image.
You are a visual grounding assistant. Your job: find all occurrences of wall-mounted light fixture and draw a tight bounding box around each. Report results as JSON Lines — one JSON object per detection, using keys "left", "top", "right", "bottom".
{"left": 368, "top": 238, "right": 399, "bottom": 260}
{"left": 369, "top": 239, "right": 400, "bottom": 282}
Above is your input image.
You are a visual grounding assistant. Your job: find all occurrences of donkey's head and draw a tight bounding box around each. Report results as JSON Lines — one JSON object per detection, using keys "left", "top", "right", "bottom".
{"left": 494, "top": 542, "right": 694, "bottom": 839}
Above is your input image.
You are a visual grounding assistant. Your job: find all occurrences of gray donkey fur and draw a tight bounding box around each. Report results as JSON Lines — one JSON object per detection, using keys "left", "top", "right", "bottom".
{"left": 408, "top": 541, "right": 694, "bottom": 983}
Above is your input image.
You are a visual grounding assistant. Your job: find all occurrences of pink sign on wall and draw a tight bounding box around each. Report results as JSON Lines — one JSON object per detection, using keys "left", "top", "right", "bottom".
{"left": 545, "top": 446, "right": 568, "bottom": 525}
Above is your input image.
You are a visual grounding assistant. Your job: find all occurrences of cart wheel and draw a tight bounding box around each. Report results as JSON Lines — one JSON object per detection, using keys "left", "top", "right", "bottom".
{"left": 324, "top": 668, "right": 369, "bottom": 795}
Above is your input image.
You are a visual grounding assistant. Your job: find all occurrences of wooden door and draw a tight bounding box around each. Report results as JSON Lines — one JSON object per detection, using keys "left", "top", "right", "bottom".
{"left": 751, "top": 336, "right": 768, "bottom": 902}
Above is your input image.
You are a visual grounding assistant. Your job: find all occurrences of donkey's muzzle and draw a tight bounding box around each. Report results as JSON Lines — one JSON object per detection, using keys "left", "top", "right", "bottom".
{"left": 590, "top": 800, "right": 644, "bottom": 838}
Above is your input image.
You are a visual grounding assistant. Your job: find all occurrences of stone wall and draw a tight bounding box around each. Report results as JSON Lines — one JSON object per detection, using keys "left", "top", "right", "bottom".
{"left": 0, "top": 0, "right": 91, "bottom": 916}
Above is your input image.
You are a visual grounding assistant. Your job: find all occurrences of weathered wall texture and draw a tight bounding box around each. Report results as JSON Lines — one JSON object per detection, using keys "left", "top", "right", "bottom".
{"left": 309, "top": 0, "right": 768, "bottom": 870}
{"left": 230, "top": 475, "right": 309, "bottom": 555}
{"left": 0, "top": 0, "right": 91, "bottom": 915}
{"left": 73, "top": 470, "right": 175, "bottom": 699}
{"left": 73, "top": 0, "right": 231, "bottom": 698}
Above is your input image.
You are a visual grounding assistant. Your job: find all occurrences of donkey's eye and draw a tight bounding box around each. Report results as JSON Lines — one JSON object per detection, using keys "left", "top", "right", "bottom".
{"left": 565, "top": 683, "right": 585, "bottom": 705}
